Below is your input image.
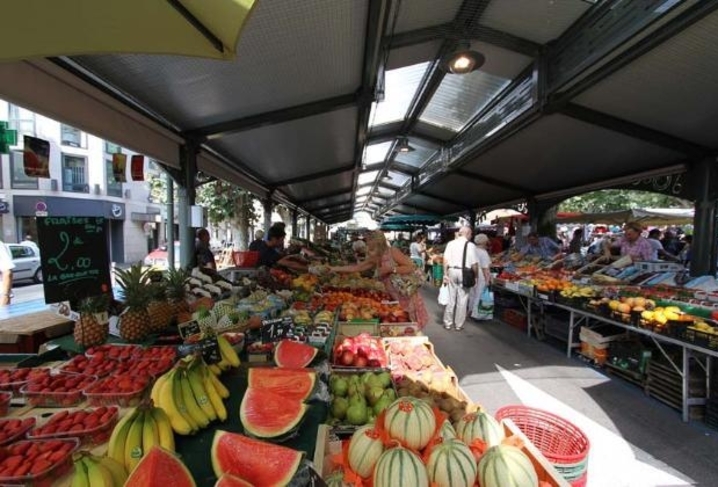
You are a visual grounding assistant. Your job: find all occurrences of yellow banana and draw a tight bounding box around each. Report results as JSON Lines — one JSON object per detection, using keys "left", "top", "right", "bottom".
{"left": 107, "top": 407, "right": 138, "bottom": 469}
{"left": 178, "top": 368, "right": 210, "bottom": 428}
{"left": 207, "top": 367, "right": 230, "bottom": 399}
{"left": 97, "top": 456, "right": 127, "bottom": 486}
{"left": 187, "top": 363, "right": 217, "bottom": 421}
{"left": 217, "top": 334, "right": 240, "bottom": 367}
{"left": 208, "top": 363, "right": 222, "bottom": 376}
{"left": 142, "top": 407, "right": 160, "bottom": 458}
{"left": 159, "top": 369, "right": 195, "bottom": 435}
{"left": 151, "top": 406, "right": 176, "bottom": 451}
{"left": 70, "top": 458, "right": 90, "bottom": 487}
{"left": 124, "top": 409, "right": 145, "bottom": 474}
{"left": 151, "top": 372, "right": 169, "bottom": 406}
{"left": 202, "top": 365, "right": 228, "bottom": 421}
{"left": 82, "top": 456, "right": 114, "bottom": 487}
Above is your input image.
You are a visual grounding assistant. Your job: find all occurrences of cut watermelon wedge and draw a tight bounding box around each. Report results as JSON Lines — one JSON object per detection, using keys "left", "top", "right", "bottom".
{"left": 247, "top": 367, "right": 316, "bottom": 401}
{"left": 214, "top": 473, "right": 253, "bottom": 487}
{"left": 240, "top": 387, "right": 307, "bottom": 439}
{"left": 274, "top": 340, "right": 318, "bottom": 368}
{"left": 212, "top": 430, "right": 303, "bottom": 486}
{"left": 126, "top": 446, "right": 196, "bottom": 487}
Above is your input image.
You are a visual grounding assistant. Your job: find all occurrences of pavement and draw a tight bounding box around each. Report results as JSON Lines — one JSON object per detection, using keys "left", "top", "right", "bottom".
{"left": 418, "top": 285, "right": 718, "bottom": 487}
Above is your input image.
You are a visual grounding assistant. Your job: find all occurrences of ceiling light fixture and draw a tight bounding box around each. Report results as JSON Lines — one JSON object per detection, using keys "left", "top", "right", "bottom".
{"left": 396, "top": 137, "right": 414, "bottom": 153}
{"left": 442, "top": 41, "right": 485, "bottom": 75}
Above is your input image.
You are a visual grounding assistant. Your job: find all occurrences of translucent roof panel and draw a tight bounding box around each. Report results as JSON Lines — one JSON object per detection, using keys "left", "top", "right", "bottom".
{"left": 363, "top": 141, "right": 392, "bottom": 166}
{"left": 420, "top": 71, "right": 511, "bottom": 132}
{"left": 357, "top": 170, "right": 379, "bottom": 185}
{"left": 356, "top": 186, "right": 372, "bottom": 196}
{"left": 394, "top": 139, "right": 438, "bottom": 168}
{"left": 376, "top": 187, "right": 394, "bottom": 198}
{"left": 386, "top": 170, "right": 411, "bottom": 187}
{"left": 369, "top": 62, "right": 430, "bottom": 127}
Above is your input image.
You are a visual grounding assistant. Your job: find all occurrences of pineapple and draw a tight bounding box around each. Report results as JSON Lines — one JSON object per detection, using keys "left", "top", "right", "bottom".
{"left": 114, "top": 264, "right": 152, "bottom": 342}
{"left": 73, "top": 293, "right": 110, "bottom": 348}
{"left": 166, "top": 267, "right": 191, "bottom": 321}
{"left": 147, "top": 281, "right": 174, "bottom": 332}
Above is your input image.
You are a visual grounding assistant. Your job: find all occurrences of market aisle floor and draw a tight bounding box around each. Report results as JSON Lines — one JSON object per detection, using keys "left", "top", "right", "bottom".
{"left": 418, "top": 286, "right": 718, "bottom": 487}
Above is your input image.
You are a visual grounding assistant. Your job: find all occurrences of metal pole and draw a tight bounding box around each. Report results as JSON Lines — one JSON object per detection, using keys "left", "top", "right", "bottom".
{"left": 263, "top": 198, "right": 273, "bottom": 233}
{"left": 689, "top": 158, "right": 716, "bottom": 276}
{"left": 291, "top": 209, "right": 298, "bottom": 239}
{"left": 178, "top": 141, "right": 198, "bottom": 268}
{"left": 167, "top": 176, "right": 175, "bottom": 268}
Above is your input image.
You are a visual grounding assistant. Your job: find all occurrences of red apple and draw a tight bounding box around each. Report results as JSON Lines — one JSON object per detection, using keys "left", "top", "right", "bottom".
{"left": 340, "top": 350, "right": 355, "bottom": 366}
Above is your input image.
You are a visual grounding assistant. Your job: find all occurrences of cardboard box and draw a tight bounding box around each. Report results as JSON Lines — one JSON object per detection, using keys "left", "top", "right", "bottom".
{"left": 579, "top": 325, "right": 628, "bottom": 344}
{"left": 336, "top": 321, "right": 378, "bottom": 337}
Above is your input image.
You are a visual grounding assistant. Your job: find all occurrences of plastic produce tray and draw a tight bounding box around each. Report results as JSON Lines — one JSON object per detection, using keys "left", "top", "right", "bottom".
{"left": 0, "top": 438, "right": 79, "bottom": 487}
{"left": 0, "top": 417, "right": 36, "bottom": 446}
{"left": 20, "top": 371, "right": 97, "bottom": 408}
{"left": 83, "top": 376, "right": 151, "bottom": 407}
{"left": 27, "top": 407, "right": 118, "bottom": 447}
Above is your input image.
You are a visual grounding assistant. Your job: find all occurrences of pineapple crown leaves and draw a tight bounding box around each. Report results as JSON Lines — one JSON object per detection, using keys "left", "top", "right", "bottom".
{"left": 114, "top": 264, "right": 152, "bottom": 309}
{"left": 78, "top": 293, "right": 110, "bottom": 314}
{"left": 165, "top": 266, "right": 191, "bottom": 300}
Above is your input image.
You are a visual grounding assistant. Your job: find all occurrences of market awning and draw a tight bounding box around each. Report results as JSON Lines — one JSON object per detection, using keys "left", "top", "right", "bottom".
{"left": 0, "top": 0, "right": 257, "bottom": 61}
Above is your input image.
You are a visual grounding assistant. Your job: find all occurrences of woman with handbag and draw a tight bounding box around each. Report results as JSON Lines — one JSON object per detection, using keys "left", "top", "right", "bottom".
{"left": 442, "top": 226, "right": 479, "bottom": 331}
{"left": 469, "top": 233, "right": 493, "bottom": 320}
{"left": 329, "top": 231, "right": 429, "bottom": 328}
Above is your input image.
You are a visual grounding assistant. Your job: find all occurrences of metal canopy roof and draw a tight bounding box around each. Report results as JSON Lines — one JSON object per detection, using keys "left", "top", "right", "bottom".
{"left": 1, "top": 0, "right": 717, "bottom": 225}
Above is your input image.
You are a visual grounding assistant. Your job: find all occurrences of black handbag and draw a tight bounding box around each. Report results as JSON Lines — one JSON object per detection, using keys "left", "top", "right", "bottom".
{"left": 461, "top": 241, "right": 476, "bottom": 287}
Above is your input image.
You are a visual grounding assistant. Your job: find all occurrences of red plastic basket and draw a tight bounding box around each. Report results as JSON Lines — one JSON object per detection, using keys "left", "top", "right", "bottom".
{"left": 496, "top": 405, "right": 590, "bottom": 484}
{"left": 233, "top": 251, "right": 259, "bottom": 267}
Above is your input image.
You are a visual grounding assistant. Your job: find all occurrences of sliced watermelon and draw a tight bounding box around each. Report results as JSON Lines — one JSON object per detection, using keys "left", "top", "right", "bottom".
{"left": 214, "top": 473, "right": 253, "bottom": 487}
{"left": 211, "top": 430, "right": 303, "bottom": 486}
{"left": 240, "top": 387, "right": 307, "bottom": 439}
{"left": 247, "top": 367, "right": 316, "bottom": 400}
{"left": 274, "top": 340, "right": 318, "bottom": 368}
{"left": 126, "top": 446, "right": 196, "bottom": 487}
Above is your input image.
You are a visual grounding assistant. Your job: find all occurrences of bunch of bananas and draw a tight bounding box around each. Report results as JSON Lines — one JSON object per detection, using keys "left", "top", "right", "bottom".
{"left": 206, "top": 333, "right": 241, "bottom": 376}
{"left": 106, "top": 404, "right": 173, "bottom": 475}
{"left": 71, "top": 453, "right": 127, "bottom": 487}
{"left": 151, "top": 356, "right": 229, "bottom": 435}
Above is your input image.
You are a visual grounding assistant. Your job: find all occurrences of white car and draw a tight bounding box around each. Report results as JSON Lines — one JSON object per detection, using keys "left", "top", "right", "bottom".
{"left": 7, "top": 243, "right": 42, "bottom": 284}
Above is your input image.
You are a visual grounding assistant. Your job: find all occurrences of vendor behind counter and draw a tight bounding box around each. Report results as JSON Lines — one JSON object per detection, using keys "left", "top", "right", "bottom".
{"left": 257, "top": 226, "right": 308, "bottom": 273}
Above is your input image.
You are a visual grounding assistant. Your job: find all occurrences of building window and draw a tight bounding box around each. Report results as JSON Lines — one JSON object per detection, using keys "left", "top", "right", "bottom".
{"left": 7, "top": 104, "right": 35, "bottom": 141}
{"left": 61, "top": 124, "right": 86, "bottom": 148}
{"left": 62, "top": 154, "right": 88, "bottom": 193}
{"left": 106, "top": 159, "right": 122, "bottom": 197}
{"left": 10, "top": 152, "right": 38, "bottom": 189}
{"left": 104, "top": 141, "right": 122, "bottom": 154}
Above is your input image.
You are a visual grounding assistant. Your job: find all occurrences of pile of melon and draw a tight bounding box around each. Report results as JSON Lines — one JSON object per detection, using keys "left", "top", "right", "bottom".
{"left": 338, "top": 397, "right": 543, "bottom": 487}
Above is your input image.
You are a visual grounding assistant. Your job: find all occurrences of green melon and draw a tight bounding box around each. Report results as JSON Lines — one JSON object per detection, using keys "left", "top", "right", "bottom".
{"left": 373, "top": 446, "right": 428, "bottom": 487}
{"left": 478, "top": 444, "right": 538, "bottom": 487}
{"left": 240, "top": 387, "right": 307, "bottom": 439}
{"left": 274, "top": 339, "right": 318, "bottom": 368}
{"left": 439, "top": 419, "right": 457, "bottom": 440}
{"left": 247, "top": 367, "right": 316, "bottom": 401}
{"left": 456, "top": 411, "right": 504, "bottom": 447}
{"left": 383, "top": 397, "right": 436, "bottom": 450}
{"left": 214, "top": 473, "right": 253, "bottom": 487}
{"left": 125, "top": 446, "right": 196, "bottom": 487}
{"left": 347, "top": 425, "right": 385, "bottom": 478}
{"left": 426, "top": 438, "right": 477, "bottom": 487}
{"left": 211, "top": 430, "right": 303, "bottom": 486}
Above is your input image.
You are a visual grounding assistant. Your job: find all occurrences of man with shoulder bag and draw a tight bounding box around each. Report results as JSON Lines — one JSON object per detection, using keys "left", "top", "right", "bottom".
{"left": 442, "top": 226, "right": 479, "bottom": 331}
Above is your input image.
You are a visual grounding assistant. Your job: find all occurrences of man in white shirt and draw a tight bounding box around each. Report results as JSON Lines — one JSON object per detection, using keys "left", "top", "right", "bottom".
{"left": 0, "top": 242, "right": 15, "bottom": 307}
{"left": 442, "top": 226, "right": 479, "bottom": 331}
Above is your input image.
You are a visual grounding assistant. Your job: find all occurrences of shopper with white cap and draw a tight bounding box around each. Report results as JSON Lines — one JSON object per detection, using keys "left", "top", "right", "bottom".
{"left": 468, "top": 233, "right": 492, "bottom": 320}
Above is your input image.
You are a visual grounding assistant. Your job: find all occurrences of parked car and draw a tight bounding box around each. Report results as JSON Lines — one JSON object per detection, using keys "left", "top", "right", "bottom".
{"left": 7, "top": 243, "right": 42, "bottom": 284}
{"left": 143, "top": 242, "right": 181, "bottom": 269}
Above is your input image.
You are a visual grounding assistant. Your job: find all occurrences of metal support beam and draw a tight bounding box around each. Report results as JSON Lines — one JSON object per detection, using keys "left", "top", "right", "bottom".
{"left": 454, "top": 169, "right": 531, "bottom": 194}
{"left": 178, "top": 140, "right": 199, "bottom": 268}
{"left": 297, "top": 188, "right": 352, "bottom": 205}
{"left": 402, "top": 202, "right": 435, "bottom": 214}
{"left": 291, "top": 209, "right": 298, "bottom": 239}
{"left": 350, "top": 0, "right": 392, "bottom": 215}
{"left": 166, "top": 176, "right": 175, "bottom": 269}
{"left": 262, "top": 197, "right": 273, "bottom": 233}
{"left": 187, "top": 92, "right": 359, "bottom": 140}
{"left": 367, "top": 124, "right": 447, "bottom": 146}
{"left": 272, "top": 163, "right": 355, "bottom": 187}
{"left": 689, "top": 158, "right": 718, "bottom": 276}
{"left": 559, "top": 103, "right": 711, "bottom": 159}
{"left": 417, "top": 191, "right": 469, "bottom": 210}
{"left": 308, "top": 201, "right": 353, "bottom": 213}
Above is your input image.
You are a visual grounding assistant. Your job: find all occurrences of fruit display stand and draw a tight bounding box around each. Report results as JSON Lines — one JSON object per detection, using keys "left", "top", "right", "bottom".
{"left": 0, "top": 303, "right": 74, "bottom": 354}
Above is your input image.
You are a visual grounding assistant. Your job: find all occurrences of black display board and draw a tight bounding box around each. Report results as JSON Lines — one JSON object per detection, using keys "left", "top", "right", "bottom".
{"left": 36, "top": 216, "right": 112, "bottom": 304}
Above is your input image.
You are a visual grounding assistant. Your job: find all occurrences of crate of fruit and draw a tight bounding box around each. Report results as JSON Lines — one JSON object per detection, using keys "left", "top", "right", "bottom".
{"left": 0, "top": 417, "right": 36, "bottom": 446}
{"left": 0, "top": 438, "right": 79, "bottom": 486}
{"left": 330, "top": 333, "right": 389, "bottom": 370}
{"left": 58, "top": 354, "right": 119, "bottom": 377}
{"left": 27, "top": 407, "right": 119, "bottom": 447}
{"left": 132, "top": 346, "right": 178, "bottom": 361}
{"left": 85, "top": 344, "right": 140, "bottom": 361}
{"left": 378, "top": 322, "right": 421, "bottom": 337}
{"left": 83, "top": 375, "right": 152, "bottom": 407}
{"left": 114, "top": 358, "right": 174, "bottom": 379}
{"left": 0, "top": 368, "right": 51, "bottom": 393}
{"left": 327, "top": 368, "right": 397, "bottom": 435}
{"left": 20, "top": 371, "right": 97, "bottom": 408}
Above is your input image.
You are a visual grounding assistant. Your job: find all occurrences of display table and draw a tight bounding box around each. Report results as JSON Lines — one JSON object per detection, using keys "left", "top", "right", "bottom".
{"left": 494, "top": 283, "right": 715, "bottom": 422}
{"left": 0, "top": 300, "right": 73, "bottom": 354}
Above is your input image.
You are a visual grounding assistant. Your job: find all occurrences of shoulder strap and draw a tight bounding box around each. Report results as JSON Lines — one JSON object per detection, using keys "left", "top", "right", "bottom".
{"left": 462, "top": 241, "right": 469, "bottom": 268}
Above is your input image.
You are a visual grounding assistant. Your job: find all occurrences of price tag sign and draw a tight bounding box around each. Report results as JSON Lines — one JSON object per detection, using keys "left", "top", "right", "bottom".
{"left": 36, "top": 217, "right": 111, "bottom": 304}
{"left": 177, "top": 336, "right": 222, "bottom": 364}
{"left": 178, "top": 320, "right": 201, "bottom": 340}
{"left": 260, "top": 316, "right": 294, "bottom": 343}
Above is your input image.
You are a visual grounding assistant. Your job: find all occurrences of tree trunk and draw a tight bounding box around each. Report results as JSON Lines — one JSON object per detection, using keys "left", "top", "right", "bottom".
{"left": 235, "top": 193, "right": 251, "bottom": 251}
{"left": 275, "top": 205, "right": 293, "bottom": 239}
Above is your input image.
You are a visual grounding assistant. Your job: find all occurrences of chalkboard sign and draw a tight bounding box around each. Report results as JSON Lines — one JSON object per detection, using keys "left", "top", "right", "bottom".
{"left": 178, "top": 320, "right": 201, "bottom": 340}
{"left": 261, "top": 316, "right": 294, "bottom": 343}
{"left": 36, "top": 217, "right": 112, "bottom": 304}
{"left": 177, "top": 337, "right": 221, "bottom": 364}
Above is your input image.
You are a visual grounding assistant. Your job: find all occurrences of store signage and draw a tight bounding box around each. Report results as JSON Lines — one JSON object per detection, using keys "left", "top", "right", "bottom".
{"left": 36, "top": 216, "right": 112, "bottom": 304}
{"left": 260, "top": 316, "right": 294, "bottom": 343}
{"left": 131, "top": 155, "right": 145, "bottom": 181}
{"left": 23, "top": 135, "right": 50, "bottom": 178}
{"left": 177, "top": 336, "right": 221, "bottom": 364}
{"left": 178, "top": 319, "right": 201, "bottom": 340}
{"left": 112, "top": 153, "right": 127, "bottom": 183}
{"left": 0, "top": 202, "right": 8, "bottom": 214}
{"left": 111, "top": 204, "right": 123, "bottom": 218}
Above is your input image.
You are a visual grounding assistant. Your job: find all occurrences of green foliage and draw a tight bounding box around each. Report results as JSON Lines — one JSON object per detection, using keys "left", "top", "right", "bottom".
{"left": 559, "top": 190, "right": 691, "bottom": 214}
{"left": 196, "top": 181, "right": 258, "bottom": 226}
{"left": 148, "top": 173, "right": 172, "bottom": 204}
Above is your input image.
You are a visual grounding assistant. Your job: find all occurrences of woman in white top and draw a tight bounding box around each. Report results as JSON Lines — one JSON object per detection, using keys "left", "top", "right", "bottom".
{"left": 469, "top": 233, "right": 492, "bottom": 320}
{"left": 409, "top": 233, "right": 426, "bottom": 269}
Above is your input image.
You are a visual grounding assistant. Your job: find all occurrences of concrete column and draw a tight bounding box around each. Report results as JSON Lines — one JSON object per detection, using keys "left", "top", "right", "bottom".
{"left": 689, "top": 158, "right": 718, "bottom": 276}
{"left": 167, "top": 177, "right": 175, "bottom": 268}
{"left": 178, "top": 141, "right": 198, "bottom": 268}
{"left": 305, "top": 217, "right": 312, "bottom": 242}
